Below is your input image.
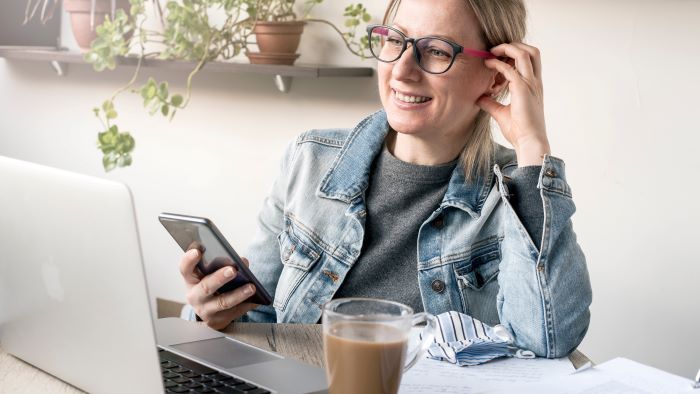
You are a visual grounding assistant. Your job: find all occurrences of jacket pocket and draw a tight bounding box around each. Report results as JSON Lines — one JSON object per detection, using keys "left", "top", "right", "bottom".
{"left": 453, "top": 237, "right": 501, "bottom": 325}
{"left": 274, "top": 227, "right": 322, "bottom": 311}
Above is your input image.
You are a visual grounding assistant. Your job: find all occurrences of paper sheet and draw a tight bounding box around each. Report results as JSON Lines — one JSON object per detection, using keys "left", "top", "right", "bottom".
{"left": 399, "top": 355, "right": 575, "bottom": 393}
{"left": 485, "top": 357, "right": 696, "bottom": 394}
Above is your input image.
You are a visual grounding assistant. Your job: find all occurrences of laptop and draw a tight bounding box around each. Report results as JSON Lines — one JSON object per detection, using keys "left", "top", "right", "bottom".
{"left": 0, "top": 155, "right": 328, "bottom": 394}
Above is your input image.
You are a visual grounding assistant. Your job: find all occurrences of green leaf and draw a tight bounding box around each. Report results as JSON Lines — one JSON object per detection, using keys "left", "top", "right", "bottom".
{"left": 106, "top": 110, "right": 118, "bottom": 119}
{"left": 103, "top": 155, "right": 117, "bottom": 172}
{"left": 121, "top": 134, "right": 135, "bottom": 151}
{"left": 158, "top": 82, "right": 169, "bottom": 99}
{"left": 171, "top": 94, "right": 183, "bottom": 107}
{"left": 161, "top": 104, "right": 170, "bottom": 116}
{"left": 121, "top": 155, "right": 133, "bottom": 167}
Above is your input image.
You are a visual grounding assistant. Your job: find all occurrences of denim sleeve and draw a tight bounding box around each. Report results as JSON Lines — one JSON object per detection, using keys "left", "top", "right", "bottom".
{"left": 239, "top": 138, "right": 302, "bottom": 323}
{"left": 494, "top": 155, "right": 592, "bottom": 358}
{"left": 506, "top": 166, "right": 544, "bottom": 250}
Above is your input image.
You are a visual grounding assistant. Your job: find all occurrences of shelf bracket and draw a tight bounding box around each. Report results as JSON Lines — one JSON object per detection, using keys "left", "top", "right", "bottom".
{"left": 49, "top": 60, "right": 67, "bottom": 76}
{"left": 274, "top": 75, "right": 292, "bottom": 93}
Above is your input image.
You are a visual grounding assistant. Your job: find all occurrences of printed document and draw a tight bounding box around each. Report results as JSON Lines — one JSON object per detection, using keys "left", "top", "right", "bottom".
{"left": 399, "top": 355, "right": 575, "bottom": 393}
{"left": 486, "top": 357, "right": 696, "bottom": 393}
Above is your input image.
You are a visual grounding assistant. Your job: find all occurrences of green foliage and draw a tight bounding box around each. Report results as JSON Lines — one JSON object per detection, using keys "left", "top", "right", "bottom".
{"left": 342, "top": 3, "right": 372, "bottom": 57}
{"left": 84, "top": 0, "right": 375, "bottom": 171}
{"left": 97, "top": 124, "right": 135, "bottom": 171}
{"left": 83, "top": 9, "right": 133, "bottom": 71}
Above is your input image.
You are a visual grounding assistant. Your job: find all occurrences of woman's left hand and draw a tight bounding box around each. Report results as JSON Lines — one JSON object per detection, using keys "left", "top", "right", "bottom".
{"left": 477, "top": 43, "right": 550, "bottom": 166}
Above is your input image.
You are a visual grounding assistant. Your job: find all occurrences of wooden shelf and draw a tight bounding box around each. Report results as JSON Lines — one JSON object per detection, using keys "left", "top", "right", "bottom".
{"left": 0, "top": 48, "right": 374, "bottom": 92}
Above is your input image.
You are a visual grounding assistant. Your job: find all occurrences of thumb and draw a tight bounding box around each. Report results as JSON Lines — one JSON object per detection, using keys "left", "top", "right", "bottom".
{"left": 477, "top": 95, "right": 508, "bottom": 124}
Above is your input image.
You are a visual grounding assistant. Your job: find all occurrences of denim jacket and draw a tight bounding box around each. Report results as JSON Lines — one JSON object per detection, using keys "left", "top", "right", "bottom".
{"left": 242, "top": 110, "right": 592, "bottom": 358}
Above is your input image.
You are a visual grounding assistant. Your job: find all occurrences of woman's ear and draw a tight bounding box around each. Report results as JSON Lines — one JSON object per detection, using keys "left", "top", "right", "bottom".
{"left": 487, "top": 57, "right": 514, "bottom": 97}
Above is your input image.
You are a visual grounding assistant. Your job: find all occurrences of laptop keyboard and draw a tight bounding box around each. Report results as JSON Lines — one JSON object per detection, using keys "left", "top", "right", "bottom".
{"left": 159, "top": 348, "right": 271, "bottom": 394}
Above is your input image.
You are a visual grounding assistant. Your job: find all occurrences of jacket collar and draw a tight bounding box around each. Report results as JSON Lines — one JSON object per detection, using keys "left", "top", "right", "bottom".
{"left": 318, "top": 109, "right": 494, "bottom": 218}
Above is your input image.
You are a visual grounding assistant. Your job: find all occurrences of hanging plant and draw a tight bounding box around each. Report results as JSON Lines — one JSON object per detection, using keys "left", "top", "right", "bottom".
{"left": 85, "top": 0, "right": 373, "bottom": 171}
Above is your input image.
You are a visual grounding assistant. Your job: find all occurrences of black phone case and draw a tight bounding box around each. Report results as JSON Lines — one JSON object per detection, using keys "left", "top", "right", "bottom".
{"left": 158, "top": 213, "right": 273, "bottom": 306}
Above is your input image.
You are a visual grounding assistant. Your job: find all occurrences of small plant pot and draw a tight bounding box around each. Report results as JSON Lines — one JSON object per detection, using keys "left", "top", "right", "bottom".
{"left": 252, "top": 21, "right": 305, "bottom": 64}
{"left": 63, "top": 0, "right": 130, "bottom": 51}
{"left": 245, "top": 51, "right": 300, "bottom": 65}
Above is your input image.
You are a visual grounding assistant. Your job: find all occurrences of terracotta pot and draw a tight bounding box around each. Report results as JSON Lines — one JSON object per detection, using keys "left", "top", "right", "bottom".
{"left": 63, "top": 0, "right": 130, "bottom": 51}
{"left": 245, "top": 51, "right": 300, "bottom": 66}
{"left": 252, "top": 21, "right": 305, "bottom": 64}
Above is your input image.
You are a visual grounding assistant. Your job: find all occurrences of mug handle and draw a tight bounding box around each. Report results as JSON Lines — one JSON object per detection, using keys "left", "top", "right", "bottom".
{"left": 403, "top": 312, "right": 437, "bottom": 372}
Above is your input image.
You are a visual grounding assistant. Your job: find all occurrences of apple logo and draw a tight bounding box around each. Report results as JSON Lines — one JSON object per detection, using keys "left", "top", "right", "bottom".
{"left": 41, "top": 256, "right": 65, "bottom": 302}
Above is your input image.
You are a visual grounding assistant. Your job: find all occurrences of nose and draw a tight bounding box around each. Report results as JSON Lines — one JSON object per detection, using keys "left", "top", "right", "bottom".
{"left": 391, "top": 44, "right": 421, "bottom": 81}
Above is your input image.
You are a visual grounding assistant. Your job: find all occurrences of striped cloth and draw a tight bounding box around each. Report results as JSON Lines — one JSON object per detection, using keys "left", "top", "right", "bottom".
{"left": 421, "top": 311, "right": 535, "bottom": 366}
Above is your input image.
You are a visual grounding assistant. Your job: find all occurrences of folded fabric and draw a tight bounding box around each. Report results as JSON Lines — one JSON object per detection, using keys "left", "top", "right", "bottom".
{"left": 420, "top": 311, "right": 535, "bottom": 366}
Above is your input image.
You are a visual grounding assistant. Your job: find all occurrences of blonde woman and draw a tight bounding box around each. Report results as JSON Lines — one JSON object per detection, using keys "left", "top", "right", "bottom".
{"left": 179, "top": 0, "right": 592, "bottom": 358}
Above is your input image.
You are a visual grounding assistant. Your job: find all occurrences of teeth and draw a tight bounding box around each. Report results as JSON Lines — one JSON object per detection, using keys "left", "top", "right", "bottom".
{"left": 395, "top": 91, "right": 430, "bottom": 104}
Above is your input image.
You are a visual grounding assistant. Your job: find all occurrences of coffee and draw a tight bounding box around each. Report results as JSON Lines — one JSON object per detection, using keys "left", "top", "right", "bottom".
{"left": 324, "top": 321, "right": 408, "bottom": 394}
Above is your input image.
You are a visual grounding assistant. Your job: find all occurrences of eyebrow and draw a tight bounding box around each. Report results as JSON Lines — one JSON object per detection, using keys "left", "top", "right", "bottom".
{"left": 392, "top": 23, "right": 461, "bottom": 43}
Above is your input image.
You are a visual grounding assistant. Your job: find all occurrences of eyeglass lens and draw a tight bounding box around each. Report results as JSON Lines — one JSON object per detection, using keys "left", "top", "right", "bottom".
{"left": 369, "top": 26, "right": 456, "bottom": 74}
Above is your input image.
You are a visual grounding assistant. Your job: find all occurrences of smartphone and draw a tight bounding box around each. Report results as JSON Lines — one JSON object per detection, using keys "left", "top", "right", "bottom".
{"left": 158, "top": 212, "right": 272, "bottom": 306}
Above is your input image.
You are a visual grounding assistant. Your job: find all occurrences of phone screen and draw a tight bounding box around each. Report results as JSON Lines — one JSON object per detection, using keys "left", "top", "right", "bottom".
{"left": 159, "top": 213, "right": 272, "bottom": 305}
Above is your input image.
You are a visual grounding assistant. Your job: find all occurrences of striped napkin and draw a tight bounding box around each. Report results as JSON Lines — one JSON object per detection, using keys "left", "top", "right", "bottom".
{"left": 421, "top": 311, "right": 535, "bottom": 366}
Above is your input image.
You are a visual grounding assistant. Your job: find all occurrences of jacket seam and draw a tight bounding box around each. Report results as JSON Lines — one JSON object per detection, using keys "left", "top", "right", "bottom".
{"left": 537, "top": 186, "right": 555, "bottom": 357}
{"left": 439, "top": 235, "right": 504, "bottom": 265}
{"left": 286, "top": 212, "right": 336, "bottom": 257}
{"left": 298, "top": 134, "right": 345, "bottom": 148}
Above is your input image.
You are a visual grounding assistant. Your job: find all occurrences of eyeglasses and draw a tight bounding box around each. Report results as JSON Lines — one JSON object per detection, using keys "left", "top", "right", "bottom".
{"left": 366, "top": 24, "right": 496, "bottom": 74}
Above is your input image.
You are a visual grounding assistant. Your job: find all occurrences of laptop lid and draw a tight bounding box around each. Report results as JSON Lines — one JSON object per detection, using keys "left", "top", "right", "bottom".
{"left": 0, "top": 155, "right": 163, "bottom": 394}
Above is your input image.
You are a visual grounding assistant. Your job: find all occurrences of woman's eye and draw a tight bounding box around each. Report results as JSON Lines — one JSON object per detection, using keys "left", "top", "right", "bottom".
{"left": 427, "top": 48, "right": 450, "bottom": 58}
{"left": 387, "top": 37, "right": 403, "bottom": 46}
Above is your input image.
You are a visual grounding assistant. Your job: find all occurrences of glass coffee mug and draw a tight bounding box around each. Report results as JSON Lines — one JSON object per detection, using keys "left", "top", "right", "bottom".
{"left": 322, "top": 298, "right": 438, "bottom": 394}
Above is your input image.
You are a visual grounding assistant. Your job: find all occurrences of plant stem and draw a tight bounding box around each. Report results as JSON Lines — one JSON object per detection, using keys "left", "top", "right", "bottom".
{"left": 181, "top": 34, "right": 213, "bottom": 108}
{"left": 305, "top": 18, "right": 363, "bottom": 57}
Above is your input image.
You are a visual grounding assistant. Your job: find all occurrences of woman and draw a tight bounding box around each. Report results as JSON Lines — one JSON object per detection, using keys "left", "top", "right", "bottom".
{"left": 179, "top": 0, "right": 592, "bottom": 358}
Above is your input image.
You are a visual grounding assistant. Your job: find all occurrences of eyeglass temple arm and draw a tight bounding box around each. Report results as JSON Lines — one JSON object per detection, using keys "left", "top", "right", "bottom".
{"left": 463, "top": 48, "right": 497, "bottom": 59}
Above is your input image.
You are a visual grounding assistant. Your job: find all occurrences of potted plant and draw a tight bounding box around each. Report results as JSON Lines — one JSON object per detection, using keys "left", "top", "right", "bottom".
{"left": 24, "top": 0, "right": 132, "bottom": 50}
{"left": 85, "top": 0, "right": 373, "bottom": 171}
{"left": 246, "top": 0, "right": 371, "bottom": 65}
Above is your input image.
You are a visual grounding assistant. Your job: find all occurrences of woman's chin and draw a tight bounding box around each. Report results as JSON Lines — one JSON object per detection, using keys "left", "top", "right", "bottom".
{"left": 386, "top": 114, "right": 430, "bottom": 136}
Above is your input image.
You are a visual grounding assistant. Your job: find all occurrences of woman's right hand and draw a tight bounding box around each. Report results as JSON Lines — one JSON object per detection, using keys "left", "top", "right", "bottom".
{"left": 179, "top": 249, "right": 258, "bottom": 330}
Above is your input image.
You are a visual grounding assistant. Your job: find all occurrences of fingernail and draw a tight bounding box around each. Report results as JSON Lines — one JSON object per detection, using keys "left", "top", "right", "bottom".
{"left": 188, "top": 249, "right": 199, "bottom": 257}
{"left": 245, "top": 285, "right": 255, "bottom": 295}
{"left": 224, "top": 267, "right": 234, "bottom": 278}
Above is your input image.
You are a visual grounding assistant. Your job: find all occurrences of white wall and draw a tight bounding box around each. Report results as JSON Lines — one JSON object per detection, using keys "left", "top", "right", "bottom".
{"left": 1, "top": 0, "right": 698, "bottom": 379}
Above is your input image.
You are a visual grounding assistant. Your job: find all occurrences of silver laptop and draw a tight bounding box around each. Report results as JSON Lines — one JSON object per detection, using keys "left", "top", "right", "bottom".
{"left": 0, "top": 155, "right": 328, "bottom": 394}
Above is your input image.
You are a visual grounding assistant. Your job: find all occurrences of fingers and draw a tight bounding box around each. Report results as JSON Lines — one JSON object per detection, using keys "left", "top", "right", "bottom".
{"left": 199, "top": 284, "right": 257, "bottom": 321}
{"left": 202, "top": 302, "right": 259, "bottom": 331}
{"left": 190, "top": 265, "right": 237, "bottom": 304}
{"left": 240, "top": 256, "right": 250, "bottom": 268}
{"left": 489, "top": 42, "right": 542, "bottom": 83}
{"left": 179, "top": 249, "right": 203, "bottom": 286}
{"left": 477, "top": 95, "right": 510, "bottom": 125}
{"left": 490, "top": 43, "right": 535, "bottom": 80}
{"left": 484, "top": 57, "right": 521, "bottom": 85}
{"left": 511, "top": 42, "right": 542, "bottom": 80}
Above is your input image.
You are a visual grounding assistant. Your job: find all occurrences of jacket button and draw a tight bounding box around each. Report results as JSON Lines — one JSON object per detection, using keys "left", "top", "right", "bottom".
{"left": 545, "top": 168, "right": 557, "bottom": 178}
{"left": 431, "top": 279, "right": 446, "bottom": 293}
{"left": 432, "top": 216, "right": 444, "bottom": 229}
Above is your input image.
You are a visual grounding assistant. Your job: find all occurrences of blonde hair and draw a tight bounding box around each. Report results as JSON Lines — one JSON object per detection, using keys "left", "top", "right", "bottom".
{"left": 382, "top": 0, "right": 527, "bottom": 180}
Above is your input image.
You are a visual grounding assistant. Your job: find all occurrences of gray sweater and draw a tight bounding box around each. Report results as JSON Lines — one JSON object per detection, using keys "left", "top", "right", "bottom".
{"left": 333, "top": 144, "right": 544, "bottom": 313}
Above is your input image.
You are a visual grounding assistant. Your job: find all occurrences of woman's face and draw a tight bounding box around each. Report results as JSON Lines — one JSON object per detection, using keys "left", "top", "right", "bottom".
{"left": 378, "top": 0, "right": 495, "bottom": 142}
